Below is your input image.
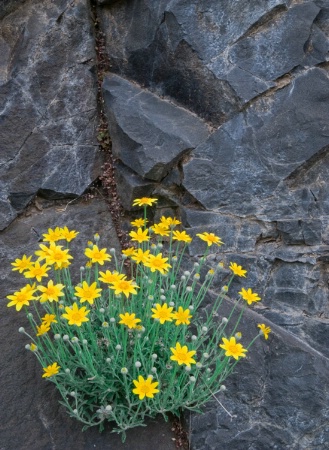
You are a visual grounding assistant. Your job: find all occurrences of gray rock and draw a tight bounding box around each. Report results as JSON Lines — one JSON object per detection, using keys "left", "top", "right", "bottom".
{"left": 114, "top": 161, "right": 156, "bottom": 210}
{"left": 0, "top": 0, "right": 103, "bottom": 229}
{"left": 209, "top": 3, "right": 326, "bottom": 102}
{"left": 189, "top": 319, "right": 329, "bottom": 449}
{"left": 99, "top": 0, "right": 329, "bottom": 122}
{"left": 102, "top": 73, "right": 209, "bottom": 181}
{"left": 182, "top": 68, "right": 329, "bottom": 215}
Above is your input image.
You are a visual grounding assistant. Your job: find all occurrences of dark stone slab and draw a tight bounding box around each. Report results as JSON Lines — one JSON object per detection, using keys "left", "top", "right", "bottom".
{"left": 182, "top": 68, "right": 329, "bottom": 215}
{"left": 0, "top": 0, "right": 102, "bottom": 229}
{"left": 102, "top": 73, "right": 209, "bottom": 181}
{"left": 114, "top": 161, "right": 156, "bottom": 211}
{"left": 189, "top": 320, "right": 329, "bottom": 450}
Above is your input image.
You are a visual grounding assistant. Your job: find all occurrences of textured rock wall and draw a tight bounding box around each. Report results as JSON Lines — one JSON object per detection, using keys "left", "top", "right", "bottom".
{"left": 1, "top": 0, "right": 329, "bottom": 448}
{"left": 98, "top": 0, "right": 329, "bottom": 448}
{"left": 0, "top": 0, "right": 102, "bottom": 230}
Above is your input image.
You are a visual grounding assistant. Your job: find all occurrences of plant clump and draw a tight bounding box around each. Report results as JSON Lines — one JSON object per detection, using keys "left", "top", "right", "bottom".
{"left": 7, "top": 198, "right": 271, "bottom": 441}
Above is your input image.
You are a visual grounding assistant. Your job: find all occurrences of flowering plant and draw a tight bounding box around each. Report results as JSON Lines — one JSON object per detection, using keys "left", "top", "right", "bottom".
{"left": 7, "top": 198, "right": 270, "bottom": 441}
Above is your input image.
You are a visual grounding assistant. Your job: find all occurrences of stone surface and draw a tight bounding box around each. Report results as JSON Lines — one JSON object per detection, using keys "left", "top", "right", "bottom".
{"left": 103, "top": 73, "right": 209, "bottom": 181}
{"left": 0, "top": 0, "right": 103, "bottom": 230}
{"left": 182, "top": 67, "right": 329, "bottom": 215}
{"left": 99, "top": 0, "right": 329, "bottom": 124}
{"left": 0, "top": 197, "right": 175, "bottom": 450}
{"left": 188, "top": 304, "right": 329, "bottom": 450}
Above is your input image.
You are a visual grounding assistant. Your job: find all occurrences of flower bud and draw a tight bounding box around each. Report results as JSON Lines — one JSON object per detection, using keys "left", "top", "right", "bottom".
{"left": 110, "top": 317, "right": 116, "bottom": 323}
{"left": 121, "top": 367, "right": 128, "bottom": 374}
{"left": 63, "top": 335, "right": 69, "bottom": 341}
{"left": 105, "top": 405, "right": 112, "bottom": 411}
{"left": 135, "top": 361, "right": 142, "bottom": 368}
{"left": 221, "top": 317, "right": 228, "bottom": 325}
{"left": 219, "top": 385, "right": 226, "bottom": 392}
{"left": 65, "top": 369, "right": 70, "bottom": 374}
{"left": 54, "top": 334, "right": 61, "bottom": 340}
{"left": 116, "top": 345, "right": 122, "bottom": 351}
{"left": 190, "top": 376, "right": 196, "bottom": 382}
{"left": 185, "top": 366, "right": 191, "bottom": 372}
{"left": 152, "top": 354, "right": 158, "bottom": 360}
{"left": 18, "top": 327, "right": 25, "bottom": 333}
{"left": 99, "top": 308, "right": 105, "bottom": 313}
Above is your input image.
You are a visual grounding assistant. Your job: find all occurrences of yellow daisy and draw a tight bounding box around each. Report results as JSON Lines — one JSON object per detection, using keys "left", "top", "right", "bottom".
{"left": 84, "top": 245, "right": 111, "bottom": 265}
{"left": 258, "top": 324, "right": 271, "bottom": 340}
{"left": 132, "top": 375, "right": 159, "bottom": 400}
{"left": 196, "top": 232, "right": 223, "bottom": 247}
{"left": 38, "top": 280, "right": 65, "bottom": 303}
{"left": 74, "top": 281, "right": 102, "bottom": 305}
{"left": 110, "top": 279, "right": 139, "bottom": 298}
{"left": 62, "top": 302, "right": 90, "bottom": 326}
{"left": 129, "top": 228, "right": 150, "bottom": 243}
{"left": 144, "top": 253, "right": 171, "bottom": 275}
{"left": 42, "top": 362, "right": 60, "bottom": 378}
{"left": 98, "top": 270, "right": 126, "bottom": 284}
{"left": 239, "top": 288, "right": 261, "bottom": 305}
{"left": 151, "top": 303, "right": 174, "bottom": 324}
{"left": 11, "top": 255, "right": 33, "bottom": 273}
{"left": 170, "top": 342, "right": 196, "bottom": 366}
{"left": 229, "top": 262, "right": 247, "bottom": 277}
{"left": 172, "top": 230, "right": 192, "bottom": 243}
{"left": 119, "top": 312, "right": 141, "bottom": 329}
{"left": 132, "top": 197, "right": 158, "bottom": 207}
{"left": 172, "top": 306, "right": 192, "bottom": 325}
{"left": 219, "top": 337, "right": 247, "bottom": 360}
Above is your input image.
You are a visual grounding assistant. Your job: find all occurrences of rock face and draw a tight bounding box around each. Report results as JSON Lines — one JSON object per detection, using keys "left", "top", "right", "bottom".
{"left": 102, "top": 73, "right": 209, "bottom": 182}
{"left": 99, "top": 1, "right": 329, "bottom": 448}
{"left": 0, "top": 0, "right": 103, "bottom": 230}
{"left": 2, "top": 0, "right": 329, "bottom": 448}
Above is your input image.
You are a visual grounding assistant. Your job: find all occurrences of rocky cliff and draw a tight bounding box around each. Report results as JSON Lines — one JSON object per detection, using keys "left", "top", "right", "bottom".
{"left": 1, "top": 0, "right": 329, "bottom": 449}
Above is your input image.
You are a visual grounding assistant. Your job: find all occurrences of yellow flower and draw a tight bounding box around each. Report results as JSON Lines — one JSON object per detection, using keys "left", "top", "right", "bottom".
{"left": 132, "top": 375, "right": 159, "bottom": 400}
{"left": 196, "top": 232, "right": 223, "bottom": 247}
{"left": 42, "top": 362, "right": 60, "bottom": 378}
{"left": 75, "top": 281, "right": 102, "bottom": 305}
{"left": 160, "top": 216, "right": 181, "bottom": 227}
{"left": 110, "top": 279, "right": 139, "bottom": 298}
{"left": 45, "top": 243, "right": 73, "bottom": 268}
{"left": 170, "top": 342, "right": 196, "bottom": 366}
{"left": 151, "top": 223, "right": 170, "bottom": 237}
{"left": 7, "top": 285, "right": 37, "bottom": 311}
{"left": 24, "top": 261, "right": 50, "bottom": 282}
{"left": 144, "top": 253, "right": 171, "bottom": 275}
{"left": 119, "top": 312, "right": 141, "bottom": 329}
{"left": 258, "top": 324, "right": 271, "bottom": 340}
{"left": 219, "top": 337, "right": 247, "bottom": 360}
{"left": 172, "top": 306, "right": 192, "bottom": 325}
{"left": 42, "top": 227, "right": 62, "bottom": 243}
{"left": 35, "top": 243, "right": 52, "bottom": 261}
{"left": 36, "top": 323, "right": 50, "bottom": 336}
{"left": 84, "top": 245, "right": 111, "bottom": 265}
{"left": 239, "top": 288, "right": 261, "bottom": 305}
{"left": 132, "top": 197, "right": 158, "bottom": 207}
{"left": 98, "top": 270, "right": 125, "bottom": 284}
{"left": 30, "top": 343, "right": 38, "bottom": 352}
{"left": 229, "top": 262, "right": 247, "bottom": 277}
{"left": 62, "top": 302, "right": 90, "bottom": 326}
{"left": 129, "top": 228, "right": 150, "bottom": 243}
{"left": 172, "top": 230, "right": 192, "bottom": 243}
{"left": 151, "top": 303, "right": 174, "bottom": 324}
{"left": 131, "top": 218, "right": 148, "bottom": 227}
{"left": 11, "top": 255, "right": 33, "bottom": 273}
{"left": 60, "top": 226, "right": 79, "bottom": 242}
{"left": 38, "top": 280, "right": 65, "bottom": 303}
{"left": 122, "top": 247, "right": 137, "bottom": 257}
{"left": 41, "top": 314, "right": 58, "bottom": 327}
{"left": 131, "top": 249, "right": 150, "bottom": 264}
